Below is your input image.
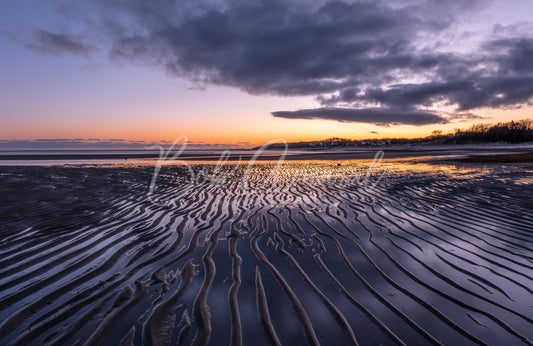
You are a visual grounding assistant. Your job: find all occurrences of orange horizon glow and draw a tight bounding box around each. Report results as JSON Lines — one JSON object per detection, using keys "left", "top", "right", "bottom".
{"left": 3, "top": 89, "right": 532, "bottom": 148}
{"left": 3, "top": 114, "right": 532, "bottom": 148}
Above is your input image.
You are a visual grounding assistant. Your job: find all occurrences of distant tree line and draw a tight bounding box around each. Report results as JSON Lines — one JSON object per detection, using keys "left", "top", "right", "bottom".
{"left": 256, "top": 119, "right": 533, "bottom": 149}
{"left": 437, "top": 119, "right": 533, "bottom": 143}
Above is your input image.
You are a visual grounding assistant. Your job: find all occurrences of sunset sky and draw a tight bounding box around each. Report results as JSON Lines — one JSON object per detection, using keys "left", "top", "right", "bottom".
{"left": 2, "top": 0, "right": 533, "bottom": 149}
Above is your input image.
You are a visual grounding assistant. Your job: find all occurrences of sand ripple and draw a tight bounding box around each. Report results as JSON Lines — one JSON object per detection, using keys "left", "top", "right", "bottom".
{"left": 0, "top": 161, "right": 532, "bottom": 345}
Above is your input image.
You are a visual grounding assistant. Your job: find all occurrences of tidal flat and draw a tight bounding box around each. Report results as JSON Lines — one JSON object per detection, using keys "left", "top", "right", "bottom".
{"left": 0, "top": 156, "right": 532, "bottom": 345}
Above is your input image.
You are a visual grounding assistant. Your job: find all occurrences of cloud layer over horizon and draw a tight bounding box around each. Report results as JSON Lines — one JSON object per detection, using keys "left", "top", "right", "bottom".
{"left": 22, "top": 0, "right": 533, "bottom": 126}
{"left": 0, "top": 138, "right": 247, "bottom": 150}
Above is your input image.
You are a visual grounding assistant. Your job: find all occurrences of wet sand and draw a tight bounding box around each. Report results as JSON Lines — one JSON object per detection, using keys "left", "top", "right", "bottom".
{"left": 447, "top": 152, "right": 533, "bottom": 163}
{"left": 0, "top": 158, "right": 532, "bottom": 345}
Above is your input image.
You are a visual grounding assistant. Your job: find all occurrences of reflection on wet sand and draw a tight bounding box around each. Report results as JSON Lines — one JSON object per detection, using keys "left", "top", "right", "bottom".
{"left": 0, "top": 158, "right": 532, "bottom": 345}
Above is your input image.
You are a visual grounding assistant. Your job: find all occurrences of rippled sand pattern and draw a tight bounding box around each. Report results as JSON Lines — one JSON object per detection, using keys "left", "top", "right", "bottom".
{"left": 0, "top": 160, "right": 532, "bottom": 345}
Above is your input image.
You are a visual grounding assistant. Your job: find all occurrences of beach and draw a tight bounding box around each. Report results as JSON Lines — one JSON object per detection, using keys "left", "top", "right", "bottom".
{"left": 4, "top": 0, "right": 533, "bottom": 344}
{"left": 0, "top": 152, "right": 532, "bottom": 345}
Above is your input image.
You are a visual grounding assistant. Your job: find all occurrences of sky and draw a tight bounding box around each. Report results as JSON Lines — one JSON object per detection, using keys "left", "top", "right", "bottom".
{"left": 1, "top": 0, "right": 533, "bottom": 149}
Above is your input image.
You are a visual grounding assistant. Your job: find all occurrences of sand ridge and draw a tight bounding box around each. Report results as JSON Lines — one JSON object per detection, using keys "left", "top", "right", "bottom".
{"left": 0, "top": 160, "right": 532, "bottom": 345}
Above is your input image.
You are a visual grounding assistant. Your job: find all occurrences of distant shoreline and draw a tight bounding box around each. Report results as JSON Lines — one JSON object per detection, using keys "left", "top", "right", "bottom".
{"left": 0, "top": 143, "right": 532, "bottom": 163}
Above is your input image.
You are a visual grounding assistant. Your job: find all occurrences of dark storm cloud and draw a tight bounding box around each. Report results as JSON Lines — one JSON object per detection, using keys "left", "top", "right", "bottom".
{"left": 486, "top": 38, "right": 533, "bottom": 73}
{"left": 354, "top": 38, "right": 533, "bottom": 111}
{"left": 101, "top": 0, "right": 434, "bottom": 96}
{"left": 34, "top": 0, "right": 533, "bottom": 125}
{"left": 27, "top": 29, "right": 93, "bottom": 56}
{"left": 272, "top": 107, "right": 448, "bottom": 126}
